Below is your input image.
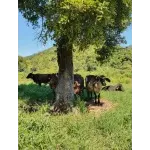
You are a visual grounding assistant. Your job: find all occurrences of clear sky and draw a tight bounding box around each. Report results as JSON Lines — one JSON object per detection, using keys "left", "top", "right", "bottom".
{"left": 18, "top": 12, "right": 132, "bottom": 57}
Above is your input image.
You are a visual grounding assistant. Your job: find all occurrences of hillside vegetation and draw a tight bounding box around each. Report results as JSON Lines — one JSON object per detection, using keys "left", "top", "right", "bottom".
{"left": 18, "top": 45, "right": 132, "bottom": 85}
{"left": 18, "top": 45, "right": 132, "bottom": 150}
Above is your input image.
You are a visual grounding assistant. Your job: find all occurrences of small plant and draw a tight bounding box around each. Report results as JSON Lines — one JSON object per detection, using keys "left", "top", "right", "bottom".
{"left": 74, "top": 96, "right": 87, "bottom": 113}
{"left": 39, "top": 103, "right": 50, "bottom": 114}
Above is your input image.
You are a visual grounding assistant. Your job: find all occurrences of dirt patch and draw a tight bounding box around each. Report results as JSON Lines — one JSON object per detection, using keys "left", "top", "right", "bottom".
{"left": 86, "top": 99, "right": 118, "bottom": 115}
{"left": 46, "top": 99, "right": 118, "bottom": 116}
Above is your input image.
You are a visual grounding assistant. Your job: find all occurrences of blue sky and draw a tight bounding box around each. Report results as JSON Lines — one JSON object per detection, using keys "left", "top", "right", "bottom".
{"left": 18, "top": 12, "right": 132, "bottom": 57}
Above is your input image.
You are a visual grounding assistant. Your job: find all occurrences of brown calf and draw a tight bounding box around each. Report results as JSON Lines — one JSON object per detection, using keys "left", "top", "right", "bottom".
{"left": 73, "top": 81, "right": 81, "bottom": 95}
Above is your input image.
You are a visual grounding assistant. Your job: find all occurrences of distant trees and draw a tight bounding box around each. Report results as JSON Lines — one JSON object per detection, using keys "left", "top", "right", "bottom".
{"left": 18, "top": 56, "right": 27, "bottom": 72}
{"left": 23, "top": 46, "right": 132, "bottom": 74}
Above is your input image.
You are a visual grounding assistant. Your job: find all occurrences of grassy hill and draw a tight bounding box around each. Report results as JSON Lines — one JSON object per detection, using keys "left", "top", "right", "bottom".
{"left": 18, "top": 45, "right": 132, "bottom": 150}
{"left": 19, "top": 45, "right": 132, "bottom": 84}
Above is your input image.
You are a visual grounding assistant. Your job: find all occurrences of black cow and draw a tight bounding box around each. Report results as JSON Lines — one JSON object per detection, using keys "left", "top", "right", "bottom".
{"left": 74, "top": 74, "right": 84, "bottom": 95}
{"left": 102, "top": 83, "right": 124, "bottom": 91}
{"left": 26, "top": 73, "right": 53, "bottom": 86}
{"left": 48, "top": 73, "right": 58, "bottom": 103}
{"left": 85, "top": 75, "right": 111, "bottom": 105}
{"left": 49, "top": 73, "right": 84, "bottom": 101}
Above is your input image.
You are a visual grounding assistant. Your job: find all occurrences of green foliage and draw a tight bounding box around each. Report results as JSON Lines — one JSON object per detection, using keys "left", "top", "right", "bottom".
{"left": 23, "top": 47, "right": 58, "bottom": 73}
{"left": 105, "top": 46, "right": 132, "bottom": 70}
{"left": 18, "top": 56, "right": 28, "bottom": 72}
{"left": 73, "top": 96, "right": 87, "bottom": 113}
{"left": 18, "top": 0, "right": 131, "bottom": 50}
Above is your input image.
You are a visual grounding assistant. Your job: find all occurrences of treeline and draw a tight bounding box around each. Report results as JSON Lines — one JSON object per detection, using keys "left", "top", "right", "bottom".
{"left": 18, "top": 45, "right": 132, "bottom": 74}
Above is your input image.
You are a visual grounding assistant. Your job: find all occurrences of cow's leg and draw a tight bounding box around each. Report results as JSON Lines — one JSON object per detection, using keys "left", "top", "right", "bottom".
{"left": 74, "top": 94, "right": 79, "bottom": 103}
{"left": 94, "top": 92, "right": 97, "bottom": 105}
{"left": 88, "top": 91, "right": 92, "bottom": 101}
{"left": 98, "top": 93, "right": 100, "bottom": 106}
{"left": 90, "top": 92, "right": 93, "bottom": 100}
{"left": 38, "top": 82, "right": 41, "bottom": 86}
{"left": 87, "top": 91, "right": 90, "bottom": 101}
{"left": 53, "top": 89, "right": 56, "bottom": 103}
{"left": 79, "top": 89, "right": 82, "bottom": 97}
{"left": 49, "top": 83, "right": 51, "bottom": 89}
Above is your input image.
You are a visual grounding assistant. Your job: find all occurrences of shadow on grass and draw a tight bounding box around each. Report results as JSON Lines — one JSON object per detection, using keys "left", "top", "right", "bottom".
{"left": 18, "top": 84, "right": 90, "bottom": 113}
{"left": 18, "top": 83, "right": 54, "bottom": 105}
{"left": 18, "top": 83, "right": 115, "bottom": 113}
{"left": 18, "top": 84, "right": 89, "bottom": 103}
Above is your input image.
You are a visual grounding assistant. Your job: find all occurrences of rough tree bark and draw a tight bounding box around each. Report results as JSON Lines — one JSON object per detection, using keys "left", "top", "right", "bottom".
{"left": 53, "top": 36, "right": 74, "bottom": 113}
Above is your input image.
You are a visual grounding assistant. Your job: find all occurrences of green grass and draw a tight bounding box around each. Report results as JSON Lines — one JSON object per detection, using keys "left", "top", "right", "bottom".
{"left": 18, "top": 78, "right": 132, "bottom": 150}
{"left": 18, "top": 46, "right": 132, "bottom": 149}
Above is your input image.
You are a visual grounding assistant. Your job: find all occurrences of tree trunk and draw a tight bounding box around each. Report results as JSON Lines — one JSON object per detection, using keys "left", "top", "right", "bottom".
{"left": 53, "top": 36, "right": 74, "bottom": 113}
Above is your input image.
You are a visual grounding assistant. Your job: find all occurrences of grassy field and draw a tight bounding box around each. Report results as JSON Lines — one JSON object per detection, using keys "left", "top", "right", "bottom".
{"left": 18, "top": 46, "right": 132, "bottom": 150}
{"left": 18, "top": 74, "right": 131, "bottom": 150}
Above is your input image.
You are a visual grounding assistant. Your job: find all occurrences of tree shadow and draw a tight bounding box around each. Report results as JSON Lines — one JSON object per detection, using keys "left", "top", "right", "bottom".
{"left": 18, "top": 83, "right": 54, "bottom": 105}
{"left": 18, "top": 84, "right": 106, "bottom": 113}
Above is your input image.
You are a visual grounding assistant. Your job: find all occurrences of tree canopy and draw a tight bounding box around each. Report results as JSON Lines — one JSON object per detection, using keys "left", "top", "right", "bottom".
{"left": 18, "top": 0, "right": 131, "bottom": 49}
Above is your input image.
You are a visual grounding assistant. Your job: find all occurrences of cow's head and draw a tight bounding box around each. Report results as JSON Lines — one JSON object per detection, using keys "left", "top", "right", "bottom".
{"left": 74, "top": 81, "right": 80, "bottom": 87}
{"left": 74, "top": 81, "right": 81, "bottom": 94}
{"left": 49, "top": 74, "right": 58, "bottom": 88}
{"left": 97, "top": 75, "right": 111, "bottom": 86}
{"left": 26, "top": 73, "right": 34, "bottom": 79}
{"left": 116, "top": 84, "right": 125, "bottom": 91}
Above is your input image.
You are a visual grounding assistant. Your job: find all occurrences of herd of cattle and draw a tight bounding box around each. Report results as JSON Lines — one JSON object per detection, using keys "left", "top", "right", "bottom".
{"left": 26, "top": 73, "right": 124, "bottom": 105}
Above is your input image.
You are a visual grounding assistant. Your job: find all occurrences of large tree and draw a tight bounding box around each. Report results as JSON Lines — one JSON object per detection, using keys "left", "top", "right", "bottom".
{"left": 18, "top": 0, "right": 131, "bottom": 113}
